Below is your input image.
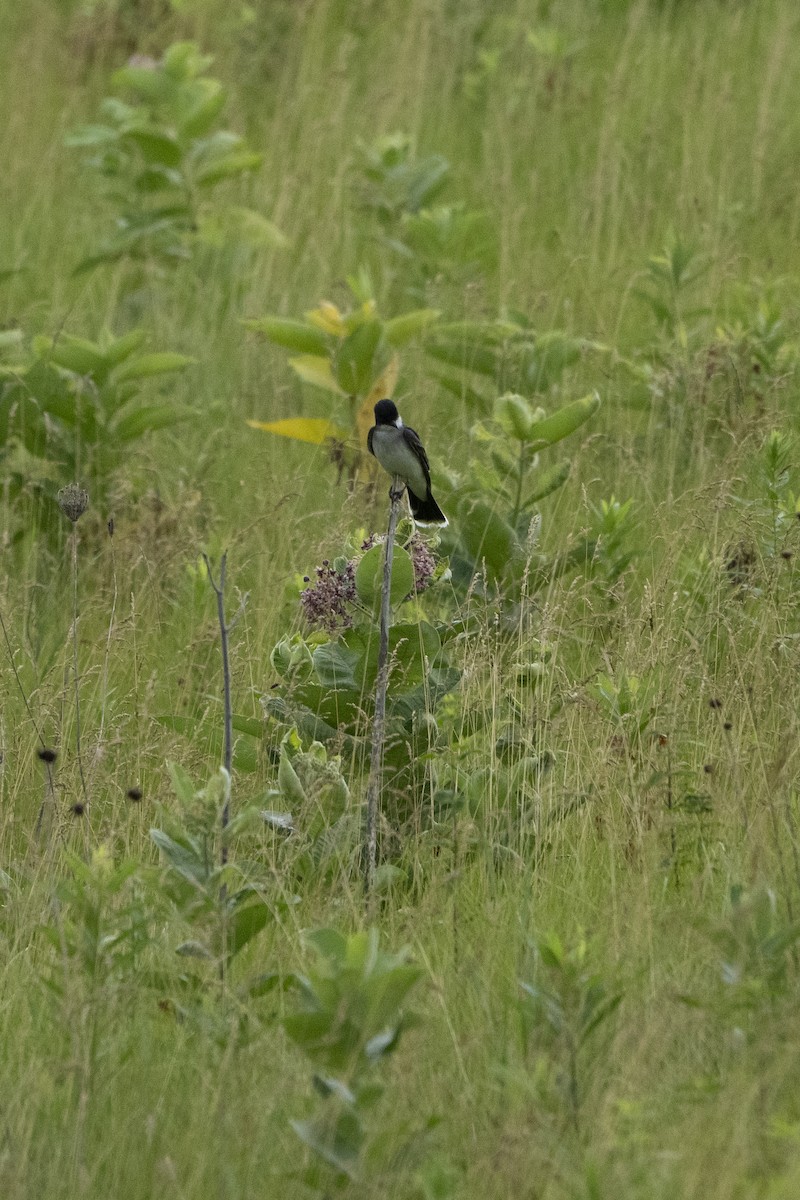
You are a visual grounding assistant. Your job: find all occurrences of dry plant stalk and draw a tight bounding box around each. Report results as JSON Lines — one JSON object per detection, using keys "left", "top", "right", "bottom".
{"left": 364, "top": 476, "right": 404, "bottom": 895}
{"left": 202, "top": 552, "right": 233, "bottom": 863}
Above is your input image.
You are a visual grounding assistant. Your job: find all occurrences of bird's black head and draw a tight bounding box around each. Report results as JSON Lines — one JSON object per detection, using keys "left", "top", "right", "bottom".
{"left": 374, "top": 398, "right": 400, "bottom": 425}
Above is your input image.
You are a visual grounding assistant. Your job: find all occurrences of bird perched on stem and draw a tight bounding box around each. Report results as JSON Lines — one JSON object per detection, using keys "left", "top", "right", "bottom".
{"left": 367, "top": 399, "right": 447, "bottom": 525}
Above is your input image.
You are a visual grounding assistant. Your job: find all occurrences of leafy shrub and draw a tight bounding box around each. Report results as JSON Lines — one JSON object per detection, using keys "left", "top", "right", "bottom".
{"left": 0, "top": 324, "right": 193, "bottom": 527}
{"left": 66, "top": 41, "right": 280, "bottom": 271}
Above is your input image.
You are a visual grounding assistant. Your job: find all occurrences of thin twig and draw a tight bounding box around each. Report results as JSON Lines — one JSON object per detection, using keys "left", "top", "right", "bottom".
{"left": 364, "top": 477, "right": 404, "bottom": 897}
{"left": 71, "top": 525, "right": 89, "bottom": 808}
{"left": 203, "top": 551, "right": 233, "bottom": 863}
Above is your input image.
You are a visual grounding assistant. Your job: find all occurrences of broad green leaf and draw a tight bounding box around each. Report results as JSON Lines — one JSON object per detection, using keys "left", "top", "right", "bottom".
{"left": 527, "top": 392, "right": 601, "bottom": 447}
{"left": 112, "top": 404, "right": 192, "bottom": 441}
{"left": 278, "top": 750, "right": 306, "bottom": 804}
{"left": 150, "top": 828, "right": 208, "bottom": 886}
{"left": 425, "top": 338, "right": 500, "bottom": 378}
{"left": 312, "top": 642, "right": 363, "bottom": 691}
{"left": 195, "top": 151, "right": 262, "bottom": 186}
{"left": 287, "top": 355, "right": 345, "bottom": 394}
{"left": 494, "top": 393, "right": 534, "bottom": 440}
{"left": 458, "top": 497, "right": 519, "bottom": 579}
{"left": 246, "top": 417, "right": 347, "bottom": 444}
{"left": 232, "top": 713, "right": 262, "bottom": 737}
{"left": 112, "top": 65, "right": 177, "bottom": 104}
{"left": 226, "top": 901, "right": 270, "bottom": 959}
{"left": 167, "top": 760, "right": 196, "bottom": 806}
{"left": 156, "top": 714, "right": 258, "bottom": 772}
{"left": 334, "top": 320, "right": 382, "bottom": 395}
{"left": 384, "top": 308, "right": 440, "bottom": 346}
{"left": 196, "top": 207, "right": 288, "bottom": 250}
{"left": 102, "top": 328, "right": 147, "bottom": 365}
{"left": 355, "top": 544, "right": 414, "bottom": 607}
{"left": 179, "top": 82, "right": 226, "bottom": 138}
{"left": 242, "top": 317, "right": 330, "bottom": 355}
{"left": 365, "top": 962, "right": 422, "bottom": 1029}
{"left": 524, "top": 460, "right": 571, "bottom": 505}
{"left": 113, "top": 352, "right": 194, "bottom": 382}
{"left": 307, "top": 927, "right": 348, "bottom": 962}
{"left": 64, "top": 124, "right": 118, "bottom": 148}
{"left": 122, "top": 128, "right": 183, "bottom": 167}
{"left": 290, "top": 1110, "right": 362, "bottom": 1178}
{"left": 33, "top": 334, "right": 106, "bottom": 378}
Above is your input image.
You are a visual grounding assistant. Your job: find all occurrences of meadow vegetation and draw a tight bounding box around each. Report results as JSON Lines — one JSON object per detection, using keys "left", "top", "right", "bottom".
{"left": 2, "top": 0, "right": 800, "bottom": 1196}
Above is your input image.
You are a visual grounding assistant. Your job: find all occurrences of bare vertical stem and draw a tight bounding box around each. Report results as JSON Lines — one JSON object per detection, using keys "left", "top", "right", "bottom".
{"left": 364, "top": 477, "right": 404, "bottom": 897}
{"left": 203, "top": 552, "right": 232, "bottom": 863}
{"left": 71, "top": 525, "right": 89, "bottom": 808}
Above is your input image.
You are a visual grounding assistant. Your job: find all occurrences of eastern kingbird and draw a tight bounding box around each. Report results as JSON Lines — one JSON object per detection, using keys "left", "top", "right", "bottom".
{"left": 367, "top": 399, "right": 448, "bottom": 525}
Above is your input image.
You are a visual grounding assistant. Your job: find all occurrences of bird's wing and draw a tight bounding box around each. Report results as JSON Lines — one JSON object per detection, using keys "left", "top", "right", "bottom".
{"left": 402, "top": 425, "right": 432, "bottom": 491}
{"left": 367, "top": 426, "right": 376, "bottom": 456}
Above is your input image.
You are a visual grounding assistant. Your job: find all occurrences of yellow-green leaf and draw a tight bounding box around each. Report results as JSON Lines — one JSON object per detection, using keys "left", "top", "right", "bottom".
{"left": 246, "top": 417, "right": 348, "bottom": 445}
{"left": 288, "top": 355, "right": 345, "bottom": 394}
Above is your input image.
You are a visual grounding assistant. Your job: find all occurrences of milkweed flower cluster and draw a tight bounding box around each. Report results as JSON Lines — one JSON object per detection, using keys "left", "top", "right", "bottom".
{"left": 300, "top": 536, "right": 438, "bottom": 632}
{"left": 300, "top": 560, "right": 357, "bottom": 632}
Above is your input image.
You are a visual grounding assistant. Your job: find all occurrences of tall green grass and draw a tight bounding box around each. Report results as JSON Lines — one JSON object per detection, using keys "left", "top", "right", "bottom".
{"left": 2, "top": 1, "right": 800, "bottom": 1197}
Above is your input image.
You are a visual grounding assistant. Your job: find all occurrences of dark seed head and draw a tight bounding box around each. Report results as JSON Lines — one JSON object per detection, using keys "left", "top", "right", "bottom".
{"left": 723, "top": 721, "right": 733, "bottom": 731}
{"left": 126, "top": 787, "right": 143, "bottom": 802}
{"left": 57, "top": 484, "right": 89, "bottom": 523}
{"left": 70, "top": 803, "right": 86, "bottom": 816}
{"left": 781, "top": 550, "right": 792, "bottom": 560}
{"left": 37, "top": 747, "right": 58, "bottom": 764}
{"left": 703, "top": 763, "right": 714, "bottom": 775}
{"left": 107, "top": 518, "right": 115, "bottom": 537}
{"left": 709, "top": 698, "right": 723, "bottom": 710}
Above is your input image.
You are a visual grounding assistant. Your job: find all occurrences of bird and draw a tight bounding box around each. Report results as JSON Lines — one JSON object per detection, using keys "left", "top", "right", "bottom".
{"left": 367, "top": 399, "right": 448, "bottom": 525}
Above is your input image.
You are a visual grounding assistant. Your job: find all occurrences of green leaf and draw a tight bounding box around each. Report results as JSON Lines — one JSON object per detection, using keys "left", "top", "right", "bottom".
{"left": 167, "top": 761, "right": 197, "bottom": 806}
{"left": 195, "top": 151, "right": 262, "bottom": 186}
{"left": 102, "top": 328, "right": 147, "bottom": 366}
{"left": 179, "top": 83, "right": 226, "bottom": 138}
{"left": 365, "top": 963, "right": 423, "bottom": 1029}
{"left": 112, "top": 65, "right": 177, "bottom": 105}
{"left": 494, "top": 393, "right": 534, "bottom": 441}
{"left": 355, "top": 544, "right": 414, "bottom": 607}
{"left": 527, "top": 392, "right": 601, "bottom": 447}
{"left": 226, "top": 901, "right": 270, "bottom": 959}
{"left": 113, "top": 352, "right": 195, "bottom": 382}
{"left": 242, "top": 317, "right": 330, "bottom": 355}
{"left": 524, "top": 460, "right": 571, "bottom": 505}
{"left": 112, "top": 404, "right": 192, "bottom": 441}
{"left": 384, "top": 308, "right": 440, "bottom": 346}
{"left": 33, "top": 334, "right": 106, "bottom": 378}
{"left": 307, "top": 927, "right": 348, "bottom": 963}
{"left": 150, "top": 828, "right": 208, "bottom": 887}
{"left": 290, "top": 1110, "right": 363, "bottom": 1178}
{"left": 122, "top": 128, "right": 183, "bottom": 167}
{"left": 457, "top": 497, "right": 519, "bottom": 579}
{"left": 312, "top": 642, "right": 363, "bottom": 691}
{"left": 278, "top": 750, "right": 307, "bottom": 804}
{"left": 334, "top": 320, "right": 383, "bottom": 395}
{"left": 425, "top": 338, "right": 499, "bottom": 378}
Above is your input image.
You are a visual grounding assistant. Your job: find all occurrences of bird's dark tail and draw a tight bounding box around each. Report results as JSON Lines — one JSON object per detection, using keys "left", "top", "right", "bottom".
{"left": 408, "top": 488, "right": 448, "bottom": 526}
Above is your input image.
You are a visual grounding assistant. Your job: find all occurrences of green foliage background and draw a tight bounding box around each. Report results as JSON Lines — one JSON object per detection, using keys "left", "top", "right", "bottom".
{"left": 2, "top": 1, "right": 800, "bottom": 1197}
